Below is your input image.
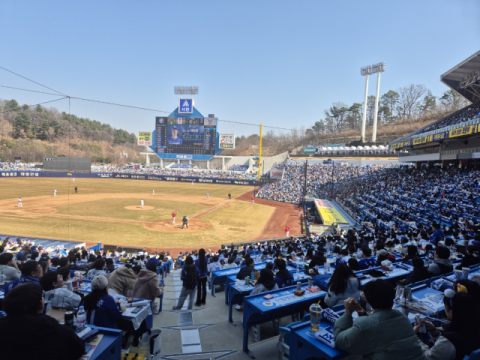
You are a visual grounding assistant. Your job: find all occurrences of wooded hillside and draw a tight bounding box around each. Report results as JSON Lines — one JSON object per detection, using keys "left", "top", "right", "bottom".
{"left": 0, "top": 99, "right": 142, "bottom": 164}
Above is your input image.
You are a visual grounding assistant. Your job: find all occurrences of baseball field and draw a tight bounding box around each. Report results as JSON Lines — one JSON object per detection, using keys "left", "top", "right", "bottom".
{"left": 0, "top": 178, "right": 301, "bottom": 253}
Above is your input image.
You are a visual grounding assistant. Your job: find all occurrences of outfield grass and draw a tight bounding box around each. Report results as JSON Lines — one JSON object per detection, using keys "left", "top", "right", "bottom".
{"left": 0, "top": 178, "right": 273, "bottom": 249}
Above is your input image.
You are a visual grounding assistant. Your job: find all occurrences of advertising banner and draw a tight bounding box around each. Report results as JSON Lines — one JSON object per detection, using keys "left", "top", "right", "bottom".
{"left": 314, "top": 199, "right": 348, "bottom": 225}
{"left": 219, "top": 134, "right": 235, "bottom": 149}
{"left": 137, "top": 132, "right": 152, "bottom": 146}
{"left": 449, "top": 125, "right": 473, "bottom": 138}
{"left": 432, "top": 132, "right": 448, "bottom": 141}
{"left": 0, "top": 171, "right": 256, "bottom": 186}
{"left": 413, "top": 136, "right": 428, "bottom": 145}
{"left": 270, "top": 164, "right": 285, "bottom": 180}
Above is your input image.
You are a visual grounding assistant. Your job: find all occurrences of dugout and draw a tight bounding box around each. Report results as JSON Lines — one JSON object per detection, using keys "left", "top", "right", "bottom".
{"left": 43, "top": 157, "right": 91, "bottom": 172}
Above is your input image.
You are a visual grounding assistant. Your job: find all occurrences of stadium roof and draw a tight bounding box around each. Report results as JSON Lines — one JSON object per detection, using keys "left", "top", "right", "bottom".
{"left": 441, "top": 50, "right": 480, "bottom": 104}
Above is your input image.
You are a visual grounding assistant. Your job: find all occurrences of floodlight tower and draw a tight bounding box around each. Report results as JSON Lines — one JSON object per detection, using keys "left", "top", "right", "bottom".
{"left": 360, "top": 63, "right": 386, "bottom": 143}
{"left": 371, "top": 63, "right": 386, "bottom": 142}
{"left": 360, "top": 66, "right": 372, "bottom": 143}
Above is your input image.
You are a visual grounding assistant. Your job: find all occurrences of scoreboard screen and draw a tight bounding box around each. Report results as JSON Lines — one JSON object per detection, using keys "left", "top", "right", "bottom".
{"left": 155, "top": 117, "right": 217, "bottom": 155}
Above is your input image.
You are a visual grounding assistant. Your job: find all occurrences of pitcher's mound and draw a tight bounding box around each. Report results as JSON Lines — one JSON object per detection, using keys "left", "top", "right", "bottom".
{"left": 124, "top": 206, "right": 155, "bottom": 211}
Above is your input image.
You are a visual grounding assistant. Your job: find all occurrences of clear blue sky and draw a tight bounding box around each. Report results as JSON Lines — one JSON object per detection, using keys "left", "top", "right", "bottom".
{"left": 1, "top": 0, "right": 479, "bottom": 137}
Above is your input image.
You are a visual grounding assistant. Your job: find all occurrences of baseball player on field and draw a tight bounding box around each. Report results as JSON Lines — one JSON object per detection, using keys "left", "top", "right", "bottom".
{"left": 152, "top": 188, "right": 155, "bottom": 195}
{"left": 140, "top": 199, "right": 144, "bottom": 209}
{"left": 18, "top": 197, "right": 22, "bottom": 208}
{"left": 172, "top": 211, "right": 178, "bottom": 224}
{"left": 206, "top": 192, "right": 209, "bottom": 200}
{"left": 53, "top": 189, "right": 57, "bottom": 197}
{"left": 285, "top": 226, "right": 291, "bottom": 237}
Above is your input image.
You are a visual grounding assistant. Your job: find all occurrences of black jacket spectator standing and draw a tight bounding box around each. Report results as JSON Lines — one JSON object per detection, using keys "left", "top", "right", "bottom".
{"left": 0, "top": 283, "right": 84, "bottom": 360}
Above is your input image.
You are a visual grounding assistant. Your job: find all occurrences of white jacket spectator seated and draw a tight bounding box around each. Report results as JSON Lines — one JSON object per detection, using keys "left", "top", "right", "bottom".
{"left": 40, "top": 271, "right": 82, "bottom": 313}
{"left": 0, "top": 253, "right": 22, "bottom": 282}
{"left": 87, "top": 259, "right": 108, "bottom": 280}
{"left": 250, "top": 269, "right": 279, "bottom": 295}
{"left": 324, "top": 263, "right": 361, "bottom": 308}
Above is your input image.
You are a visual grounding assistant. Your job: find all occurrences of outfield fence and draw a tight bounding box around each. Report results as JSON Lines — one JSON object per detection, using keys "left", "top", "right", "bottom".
{"left": 0, "top": 170, "right": 259, "bottom": 186}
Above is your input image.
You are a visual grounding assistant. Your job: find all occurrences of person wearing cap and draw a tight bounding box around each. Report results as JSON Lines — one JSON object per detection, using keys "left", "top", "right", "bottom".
{"left": 84, "top": 275, "right": 123, "bottom": 329}
{"left": 167, "top": 126, "right": 183, "bottom": 145}
{"left": 133, "top": 257, "right": 163, "bottom": 302}
{"left": 415, "top": 283, "right": 480, "bottom": 359}
{"left": 0, "top": 283, "right": 85, "bottom": 360}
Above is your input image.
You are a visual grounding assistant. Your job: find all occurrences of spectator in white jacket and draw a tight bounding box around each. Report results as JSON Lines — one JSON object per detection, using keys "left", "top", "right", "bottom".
{"left": 40, "top": 271, "right": 82, "bottom": 312}
{"left": 0, "top": 253, "right": 21, "bottom": 282}
{"left": 222, "top": 257, "right": 238, "bottom": 269}
{"left": 324, "top": 263, "right": 360, "bottom": 308}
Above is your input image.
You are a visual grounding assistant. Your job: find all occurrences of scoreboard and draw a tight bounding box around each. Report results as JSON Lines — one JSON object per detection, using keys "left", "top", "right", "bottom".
{"left": 155, "top": 117, "right": 217, "bottom": 155}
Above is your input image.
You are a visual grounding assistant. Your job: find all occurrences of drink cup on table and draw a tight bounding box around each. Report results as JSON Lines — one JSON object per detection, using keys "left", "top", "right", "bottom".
{"left": 462, "top": 267, "right": 470, "bottom": 279}
{"left": 454, "top": 270, "right": 462, "bottom": 280}
{"left": 127, "top": 290, "right": 133, "bottom": 303}
{"left": 309, "top": 304, "right": 323, "bottom": 332}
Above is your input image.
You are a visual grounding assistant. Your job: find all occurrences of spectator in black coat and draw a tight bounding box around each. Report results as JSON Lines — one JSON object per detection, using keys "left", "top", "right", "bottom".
{"left": 403, "top": 257, "right": 431, "bottom": 286}
{"left": 455, "top": 245, "right": 480, "bottom": 270}
{"left": 0, "top": 283, "right": 84, "bottom": 360}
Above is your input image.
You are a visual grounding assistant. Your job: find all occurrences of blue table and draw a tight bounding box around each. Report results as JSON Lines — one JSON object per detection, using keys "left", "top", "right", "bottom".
{"left": 242, "top": 283, "right": 327, "bottom": 358}
{"left": 227, "top": 271, "right": 311, "bottom": 325}
{"left": 210, "top": 263, "right": 295, "bottom": 296}
{"left": 357, "top": 264, "right": 412, "bottom": 286}
{"left": 289, "top": 320, "right": 348, "bottom": 360}
{"left": 86, "top": 325, "right": 122, "bottom": 360}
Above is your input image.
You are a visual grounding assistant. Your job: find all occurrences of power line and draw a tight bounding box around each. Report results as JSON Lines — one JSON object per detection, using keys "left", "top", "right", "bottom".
{"left": 0, "top": 65, "right": 297, "bottom": 131}
{"left": 0, "top": 66, "right": 67, "bottom": 97}
{"left": 0, "top": 85, "right": 62, "bottom": 97}
{"left": 0, "top": 97, "right": 67, "bottom": 114}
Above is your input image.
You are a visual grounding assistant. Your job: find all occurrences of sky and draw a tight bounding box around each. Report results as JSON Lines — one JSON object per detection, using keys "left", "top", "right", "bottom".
{"left": 1, "top": 0, "right": 479, "bottom": 138}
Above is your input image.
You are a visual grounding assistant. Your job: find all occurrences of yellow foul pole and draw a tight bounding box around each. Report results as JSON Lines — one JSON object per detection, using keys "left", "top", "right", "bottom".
{"left": 257, "top": 123, "right": 263, "bottom": 182}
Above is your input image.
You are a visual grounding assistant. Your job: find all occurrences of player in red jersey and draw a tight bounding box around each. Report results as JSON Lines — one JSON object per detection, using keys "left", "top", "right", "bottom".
{"left": 285, "top": 226, "right": 291, "bottom": 237}
{"left": 172, "top": 211, "right": 178, "bottom": 224}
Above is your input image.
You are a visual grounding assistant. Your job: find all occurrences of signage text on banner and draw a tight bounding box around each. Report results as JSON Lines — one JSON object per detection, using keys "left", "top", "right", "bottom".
{"left": 219, "top": 134, "right": 235, "bottom": 149}
{"left": 137, "top": 132, "right": 152, "bottom": 146}
{"left": 314, "top": 199, "right": 348, "bottom": 225}
{"left": 449, "top": 125, "right": 473, "bottom": 138}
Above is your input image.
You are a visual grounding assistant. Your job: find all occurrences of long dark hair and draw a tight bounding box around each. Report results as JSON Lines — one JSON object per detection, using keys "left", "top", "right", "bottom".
{"left": 198, "top": 248, "right": 207, "bottom": 273}
{"left": 83, "top": 288, "right": 109, "bottom": 311}
{"left": 444, "top": 293, "right": 480, "bottom": 334}
{"left": 327, "top": 263, "right": 357, "bottom": 295}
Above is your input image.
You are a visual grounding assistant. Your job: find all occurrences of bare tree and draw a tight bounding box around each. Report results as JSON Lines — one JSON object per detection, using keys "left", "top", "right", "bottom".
{"left": 398, "top": 84, "right": 427, "bottom": 118}
{"left": 0, "top": 118, "right": 13, "bottom": 139}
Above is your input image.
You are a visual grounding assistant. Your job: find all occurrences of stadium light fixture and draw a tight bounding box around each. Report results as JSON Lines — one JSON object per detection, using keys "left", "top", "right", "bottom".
{"left": 174, "top": 86, "right": 199, "bottom": 95}
{"left": 360, "top": 62, "right": 386, "bottom": 143}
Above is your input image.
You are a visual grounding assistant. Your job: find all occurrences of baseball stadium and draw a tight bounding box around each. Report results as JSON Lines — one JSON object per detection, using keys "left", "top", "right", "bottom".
{"left": 2, "top": 3, "right": 480, "bottom": 360}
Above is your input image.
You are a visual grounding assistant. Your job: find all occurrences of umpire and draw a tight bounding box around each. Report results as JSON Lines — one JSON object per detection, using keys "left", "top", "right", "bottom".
{"left": 182, "top": 215, "right": 188, "bottom": 229}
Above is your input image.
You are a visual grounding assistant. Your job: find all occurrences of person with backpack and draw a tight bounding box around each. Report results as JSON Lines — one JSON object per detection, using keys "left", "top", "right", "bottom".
{"left": 172, "top": 256, "right": 199, "bottom": 310}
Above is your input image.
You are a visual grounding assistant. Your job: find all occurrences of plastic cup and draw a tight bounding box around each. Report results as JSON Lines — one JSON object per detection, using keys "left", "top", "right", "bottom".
{"left": 462, "top": 267, "right": 470, "bottom": 279}
{"left": 454, "top": 270, "right": 462, "bottom": 280}
{"left": 127, "top": 290, "right": 133, "bottom": 303}
{"left": 309, "top": 304, "right": 323, "bottom": 332}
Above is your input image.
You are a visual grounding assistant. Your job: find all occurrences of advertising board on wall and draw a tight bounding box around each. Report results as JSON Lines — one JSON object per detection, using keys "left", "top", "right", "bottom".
{"left": 219, "top": 134, "right": 235, "bottom": 149}
{"left": 137, "top": 132, "right": 152, "bottom": 146}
